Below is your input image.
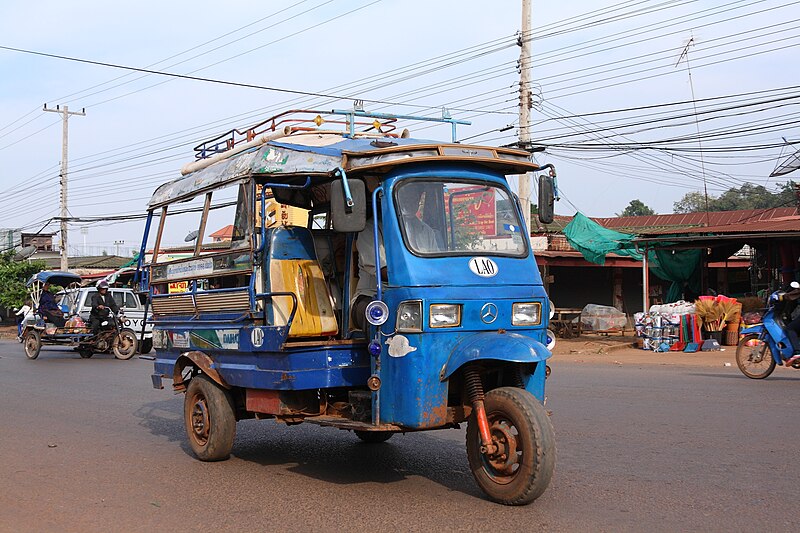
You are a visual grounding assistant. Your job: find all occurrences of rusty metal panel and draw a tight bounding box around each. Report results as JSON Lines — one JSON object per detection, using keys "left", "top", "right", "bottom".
{"left": 245, "top": 389, "right": 282, "bottom": 415}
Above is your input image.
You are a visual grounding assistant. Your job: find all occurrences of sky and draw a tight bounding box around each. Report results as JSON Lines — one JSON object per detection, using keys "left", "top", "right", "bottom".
{"left": 0, "top": 0, "right": 798, "bottom": 255}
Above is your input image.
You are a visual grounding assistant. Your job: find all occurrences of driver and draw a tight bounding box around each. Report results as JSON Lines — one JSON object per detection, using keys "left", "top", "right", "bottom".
{"left": 90, "top": 280, "right": 119, "bottom": 335}
{"left": 397, "top": 183, "right": 440, "bottom": 253}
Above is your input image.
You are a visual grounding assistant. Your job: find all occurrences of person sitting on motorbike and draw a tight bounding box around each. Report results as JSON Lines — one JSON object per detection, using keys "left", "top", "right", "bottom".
{"left": 90, "top": 280, "right": 119, "bottom": 335}
{"left": 781, "top": 282, "right": 800, "bottom": 353}
{"left": 39, "top": 282, "right": 66, "bottom": 327}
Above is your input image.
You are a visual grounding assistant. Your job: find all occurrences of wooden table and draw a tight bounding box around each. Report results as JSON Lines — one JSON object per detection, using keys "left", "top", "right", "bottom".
{"left": 551, "top": 308, "right": 583, "bottom": 338}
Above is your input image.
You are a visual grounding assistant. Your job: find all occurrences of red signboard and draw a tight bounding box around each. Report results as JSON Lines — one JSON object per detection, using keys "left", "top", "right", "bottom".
{"left": 448, "top": 187, "right": 496, "bottom": 236}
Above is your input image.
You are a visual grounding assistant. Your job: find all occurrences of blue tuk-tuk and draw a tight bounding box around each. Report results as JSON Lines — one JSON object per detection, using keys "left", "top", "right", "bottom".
{"left": 21, "top": 270, "right": 138, "bottom": 360}
{"left": 139, "top": 109, "right": 557, "bottom": 505}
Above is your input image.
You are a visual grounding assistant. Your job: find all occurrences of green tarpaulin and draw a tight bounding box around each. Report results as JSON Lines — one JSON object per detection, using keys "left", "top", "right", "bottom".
{"left": 563, "top": 212, "right": 701, "bottom": 303}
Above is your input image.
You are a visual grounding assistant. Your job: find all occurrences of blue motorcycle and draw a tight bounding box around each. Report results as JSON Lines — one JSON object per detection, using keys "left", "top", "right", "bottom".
{"left": 736, "top": 282, "right": 800, "bottom": 379}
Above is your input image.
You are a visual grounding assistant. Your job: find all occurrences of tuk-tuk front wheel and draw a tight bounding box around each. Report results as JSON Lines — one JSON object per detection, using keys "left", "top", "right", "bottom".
{"left": 184, "top": 375, "right": 236, "bottom": 461}
{"left": 23, "top": 330, "right": 41, "bottom": 360}
{"left": 466, "top": 387, "right": 556, "bottom": 505}
{"left": 112, "top": 330, "right": 138, "bottom": 360}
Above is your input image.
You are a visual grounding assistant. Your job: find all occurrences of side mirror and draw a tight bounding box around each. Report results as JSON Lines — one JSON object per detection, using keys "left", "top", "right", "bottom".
{"left": 538, "top": 175, "right": 556, "bottom": 224}
{"left": 331, "top": 179, "right": 366, "bottom": 232}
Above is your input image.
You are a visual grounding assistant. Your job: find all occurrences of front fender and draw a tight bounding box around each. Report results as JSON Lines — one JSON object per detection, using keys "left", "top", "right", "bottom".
{"left": 440, "top": 331, "right": 551, "bottom": 381}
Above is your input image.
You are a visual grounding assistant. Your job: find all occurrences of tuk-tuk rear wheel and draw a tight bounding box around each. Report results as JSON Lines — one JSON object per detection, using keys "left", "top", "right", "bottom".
{"left": 466, "top": 387, "right": 555, "bottom": 506}
{"left": 78, "top": 349, "right": 93, "bottom": 359}
{"left": 184, "top": 375, "right": 236, "bottom": 461}
{"left": 23, "top": 330, "right": 41, "bottom": 360}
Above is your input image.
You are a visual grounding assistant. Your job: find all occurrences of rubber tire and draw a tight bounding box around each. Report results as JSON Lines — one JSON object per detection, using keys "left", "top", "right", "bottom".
{"left": 78, "top": 349, "right": 94, "bottom": 359}
{"left": 113, "top": 330, "right": 138, "bottom": 360}
{"left": 23, "top": 330, "right": 41, "bottom": 360}
{"left": 354, "top": 430, "right": 394, "bottom": 443}
{"left": 736, "top": 333, "right": 776, "bottom": 379}
{"left": 184, "top": 375, "right": 236, "bottom": 461}
{"left": 139, "top": 338, "right": 153, "bottom": 354}
{"left": 466, "top": 387, "right": 556, "bottom": 506}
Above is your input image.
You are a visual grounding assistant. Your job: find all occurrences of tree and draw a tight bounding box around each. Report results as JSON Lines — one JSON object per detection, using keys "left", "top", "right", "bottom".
{"left": 673, "top": 181, "right": 797, "bottom": 213}
{"left": 0, "top": 251, "right": 46, "bottom": 309}
{"left": 617, "top": 199, "right": 656, "bottom": 217}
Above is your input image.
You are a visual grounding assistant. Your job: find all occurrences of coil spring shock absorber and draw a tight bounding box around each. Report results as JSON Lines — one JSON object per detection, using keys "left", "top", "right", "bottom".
{"left": 464, "top": 367, "right": 497, "bottom": 455}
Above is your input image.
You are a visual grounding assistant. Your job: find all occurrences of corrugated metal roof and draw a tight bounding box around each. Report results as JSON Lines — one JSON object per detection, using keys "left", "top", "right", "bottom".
{"left": 644, "top": 216, "right": 800, "bottom": 235}
{"left": 534, "top": 208, "right": 799, "bottom": 236}
{"left": 594, "top": 207, "right": 798, "bottom": 231}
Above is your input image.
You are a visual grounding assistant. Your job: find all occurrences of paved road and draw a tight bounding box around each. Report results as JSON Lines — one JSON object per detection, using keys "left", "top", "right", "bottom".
{"left": 1, "top": 339, "right": 798, "bottom": 532}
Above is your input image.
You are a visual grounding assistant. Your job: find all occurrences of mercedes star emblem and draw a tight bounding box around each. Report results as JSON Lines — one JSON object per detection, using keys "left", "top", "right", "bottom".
{"left": 480, "top": 303, "right": 498, "bottom": 324}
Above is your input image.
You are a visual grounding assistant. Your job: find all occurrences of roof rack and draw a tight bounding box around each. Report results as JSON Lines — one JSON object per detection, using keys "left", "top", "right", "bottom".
{"left": 193, "top": 106, "right": 470, "bottom": 160}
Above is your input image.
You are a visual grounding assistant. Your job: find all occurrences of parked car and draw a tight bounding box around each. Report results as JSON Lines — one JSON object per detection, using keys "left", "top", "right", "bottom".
{"left": 60, "top": 287, "right": 153, "bottom": 353}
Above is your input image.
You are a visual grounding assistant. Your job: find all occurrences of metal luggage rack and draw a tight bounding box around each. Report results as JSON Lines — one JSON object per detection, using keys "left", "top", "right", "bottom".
{"left": 193, "top": 105, "right": 470, "bottom": 160}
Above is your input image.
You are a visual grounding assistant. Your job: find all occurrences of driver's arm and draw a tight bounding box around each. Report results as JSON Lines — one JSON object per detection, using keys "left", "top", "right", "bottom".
{"left": 786, "top": 289, "right": 800, "bottom": 301}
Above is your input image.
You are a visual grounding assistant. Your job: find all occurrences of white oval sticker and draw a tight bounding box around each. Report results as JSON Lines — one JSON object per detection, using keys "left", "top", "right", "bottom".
{"left": 469, "top": 257, "right": 498, "bottom": 277}
{"left": 251, "top": 328, "right": 264, "bottom": 348}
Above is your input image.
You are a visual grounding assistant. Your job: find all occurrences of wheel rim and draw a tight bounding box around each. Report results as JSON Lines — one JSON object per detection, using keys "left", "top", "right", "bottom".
{"left": 739, "top": 338, "right": 772, "bottom": 375}
{"left": 116, "top": 334, "right": 135, "bottom": 357}
{"left": 480, "top": 412, "right": 523, "bottom": 485}
{"left": 189, "top": 392, "right": 210, "bottom": 446}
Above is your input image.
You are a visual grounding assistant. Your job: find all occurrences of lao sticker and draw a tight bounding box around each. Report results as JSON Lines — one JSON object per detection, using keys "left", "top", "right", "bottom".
{"left": 251, "top": 328, "right": 264, "bottom": 348}
{"left": 469, "top": 257, "right": 498, "bottom": 277}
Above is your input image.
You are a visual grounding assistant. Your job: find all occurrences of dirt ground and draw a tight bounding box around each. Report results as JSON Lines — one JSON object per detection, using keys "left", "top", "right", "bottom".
{"left": 552, "top": 334, "right": 736, "bottom": 367}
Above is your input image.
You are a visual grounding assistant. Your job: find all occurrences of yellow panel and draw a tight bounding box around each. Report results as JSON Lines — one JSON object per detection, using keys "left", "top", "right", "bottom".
{"left": 269, "top": 259, "right": 338, "bottom": 337}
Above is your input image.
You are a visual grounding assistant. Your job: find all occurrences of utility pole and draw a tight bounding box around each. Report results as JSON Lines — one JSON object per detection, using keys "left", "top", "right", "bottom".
{"left": 518, "top": 0, "right": 533, "bottom": 240}
{"left": 44, "top": 104, "right": 85, "bottom": 271}
{"left": 675, "top": 37, "right": 710, "bottom": 227}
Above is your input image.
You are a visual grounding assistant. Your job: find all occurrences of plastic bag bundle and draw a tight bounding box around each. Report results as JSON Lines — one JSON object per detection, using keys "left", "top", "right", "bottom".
{"left": 581, "top": 304, "right": 627, "bottom": 332}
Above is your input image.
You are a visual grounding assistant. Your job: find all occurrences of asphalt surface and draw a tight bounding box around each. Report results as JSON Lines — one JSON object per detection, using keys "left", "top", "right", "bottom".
{"left": 1, "top": 339, "right": 799, "bottom": 532}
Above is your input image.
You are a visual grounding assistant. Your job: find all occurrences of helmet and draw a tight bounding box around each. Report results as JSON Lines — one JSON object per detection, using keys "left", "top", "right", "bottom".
{"left": 97, "top": 280, "right": 109, "bottom": 289}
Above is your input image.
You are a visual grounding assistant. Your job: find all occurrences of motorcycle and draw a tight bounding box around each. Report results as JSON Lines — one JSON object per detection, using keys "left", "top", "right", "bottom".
{"left": 736, "top": 281, "right": 800, "bottom": 379}
{"left": 21, "top": 270, "right": 138, "bottom": 361}
{"left": 76, "top": 310, "right": 138, "bottom": 360}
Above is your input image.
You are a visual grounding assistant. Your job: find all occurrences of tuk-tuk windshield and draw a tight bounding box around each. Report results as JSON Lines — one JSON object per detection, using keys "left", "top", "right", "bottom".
{"left": 395, "top": 180, "right": 527, "bottom": 257}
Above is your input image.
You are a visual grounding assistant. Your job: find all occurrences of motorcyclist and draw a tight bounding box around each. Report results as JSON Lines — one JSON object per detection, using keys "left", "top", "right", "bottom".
{"left": 778, "top": 282, "right": 800, "bottom": 353}
{"left": 90, "top": 280, "right": 119, "bottom": 335}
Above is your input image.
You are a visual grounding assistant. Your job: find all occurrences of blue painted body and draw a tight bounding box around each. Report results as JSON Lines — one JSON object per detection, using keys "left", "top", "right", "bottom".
{"left": 147, "top": 155, "right": 551, "bottom": 430}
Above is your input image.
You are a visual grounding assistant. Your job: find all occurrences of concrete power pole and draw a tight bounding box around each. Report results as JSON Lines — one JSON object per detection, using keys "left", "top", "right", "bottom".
{"left": 44, "top": 104, "right": 85, "bottom": 271}
{"left": 518, "top": 0, "right": 533, "bottom": 241}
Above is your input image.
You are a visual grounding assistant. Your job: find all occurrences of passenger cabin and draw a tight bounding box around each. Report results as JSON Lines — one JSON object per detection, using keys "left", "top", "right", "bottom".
{"left": 139, "top": 109, "right": 543, "bottom": 347}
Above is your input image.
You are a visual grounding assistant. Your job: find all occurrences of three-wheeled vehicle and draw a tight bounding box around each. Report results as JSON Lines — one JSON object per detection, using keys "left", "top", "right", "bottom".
{"left": 139, "top": 109, "right": 557, "bottom": 505}
{"left": 21, "top": 271, "right": 138, "bottom": 360}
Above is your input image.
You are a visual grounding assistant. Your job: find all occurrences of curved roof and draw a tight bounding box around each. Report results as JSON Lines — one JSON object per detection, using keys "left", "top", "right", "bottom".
{"left": 148, "top": 132, "right": 537, "bottom": 208}
{"left": 26, "top": 270, "right": 82, "bottom": 287}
